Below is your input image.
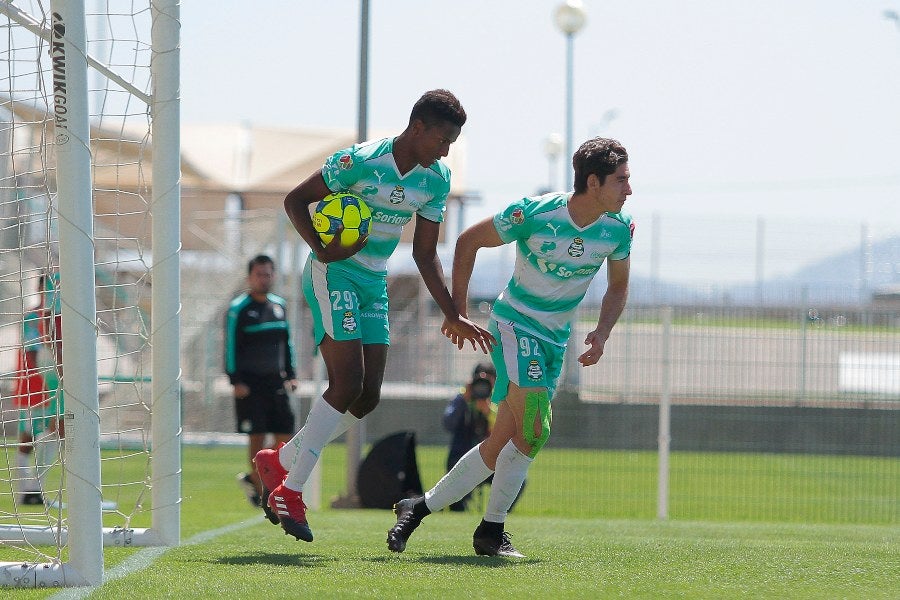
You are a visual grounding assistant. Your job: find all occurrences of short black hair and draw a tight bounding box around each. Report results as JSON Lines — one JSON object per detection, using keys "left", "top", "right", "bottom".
{"left": 409, "top": 89, "right": 466, "bottom": 129}
{"left": 572, "top": 137, "right": 628, "bottom": 193}
{"left": 247, "top": 254, "right": 274, "bottom": 274}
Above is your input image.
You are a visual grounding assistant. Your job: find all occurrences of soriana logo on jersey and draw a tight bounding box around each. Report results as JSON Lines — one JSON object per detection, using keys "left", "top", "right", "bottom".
{"left": 339, "top": 154, "right": 353, "bottom": 170}
{"left": 510, "top": 208, "right": 525, "bottom": 225}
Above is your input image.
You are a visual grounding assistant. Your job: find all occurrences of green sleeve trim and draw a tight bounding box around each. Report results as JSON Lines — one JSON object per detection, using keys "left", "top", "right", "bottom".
{"left": 224, "top": 294, "right": 251, "bottom": 376}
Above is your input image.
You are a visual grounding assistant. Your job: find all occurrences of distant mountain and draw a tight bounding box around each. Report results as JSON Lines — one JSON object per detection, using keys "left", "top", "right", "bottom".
{"left": 781, "top": 235, "right": 900, "bottom": 288}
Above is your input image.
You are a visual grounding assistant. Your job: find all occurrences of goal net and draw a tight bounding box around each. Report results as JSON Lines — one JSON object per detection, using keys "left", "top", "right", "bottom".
{"left": 0, "top": 0, "right": 180, "bottom": 588}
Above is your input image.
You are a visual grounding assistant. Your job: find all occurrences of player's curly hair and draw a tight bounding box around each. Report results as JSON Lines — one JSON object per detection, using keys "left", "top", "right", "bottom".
{"left": 572, "top": 137, "right": 628, "bottom": 193}
{"left": 410, "top": 89, "right": 467, "bottom": 128}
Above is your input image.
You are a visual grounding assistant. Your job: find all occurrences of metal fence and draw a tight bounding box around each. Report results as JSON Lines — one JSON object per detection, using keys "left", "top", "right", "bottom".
{"left": 178, "top": 211, "right": 900, "bottom": 524}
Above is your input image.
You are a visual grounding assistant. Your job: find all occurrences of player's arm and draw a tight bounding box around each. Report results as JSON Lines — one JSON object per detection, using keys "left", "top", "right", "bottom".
{"left": 223, "top": 305, "right": 250, "bottom": 398}
{"left": 284, "top": 171, "right": 364, "bottom": 263}
{"left": 442, "top": 217, "right": 504, "bottom": 350}
{"left": 412, "top": 216, "right": 494, "bottom": 353}
{"left": 223, "top": 306, "right": 240, "bottom": 384}
{"left": 579, "top": 256, "right": 630, "bottom": 366}
{"left": 282, "top": 304, "right": 299, "bottom": 391}
{"left": 449, "top": 217, "right": 504, "bottom": 318}
{"left": 442, "top": 394, "right": 467, "bottom": 431}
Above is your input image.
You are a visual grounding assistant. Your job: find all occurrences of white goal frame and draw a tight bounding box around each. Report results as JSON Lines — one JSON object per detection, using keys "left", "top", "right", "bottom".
{"left": 0, "top": 0, "right": 181, "bottom": 588}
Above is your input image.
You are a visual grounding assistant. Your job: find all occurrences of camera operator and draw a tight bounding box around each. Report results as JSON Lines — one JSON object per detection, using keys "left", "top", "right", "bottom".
{"left": 442, "top": 363, "right": 496, "bottom": 512}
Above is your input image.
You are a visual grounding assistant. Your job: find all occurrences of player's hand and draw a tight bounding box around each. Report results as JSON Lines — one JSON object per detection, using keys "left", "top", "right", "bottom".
{"left": 285, "top": 379, "right": 299, "bottom": 393}
{"left": 233, "top": 383, "right": 251, "bottom": 399}
{"left": 441, "top": 316, "right": 496, "bottom": 353}
{"left": 315, "top": 225, "right": 368, "bottom": 263}
{"left": 578, "top": 330, "right": 607, "bottom": 366}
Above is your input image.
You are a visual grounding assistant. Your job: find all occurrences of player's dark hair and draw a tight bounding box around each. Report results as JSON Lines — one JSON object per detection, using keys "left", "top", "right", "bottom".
{"left": 572, "top": 137, "right": 628, "bottom": 193}
{"left": 471, "top": 362, "right": 496, "bottom": 379}
{"left": 409, "top": 89, "right": 466, "bottom": 128}
{"left": 247, "top": 254, "right": 274, "bottom": 274}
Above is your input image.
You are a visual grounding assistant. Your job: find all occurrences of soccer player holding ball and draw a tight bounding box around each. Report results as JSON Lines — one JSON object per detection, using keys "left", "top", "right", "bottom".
{"left": 255, "top": 89, "right": 494, "bottom": 542}
{"left": 387, "top": 137, "right": 634, "bottom": 557}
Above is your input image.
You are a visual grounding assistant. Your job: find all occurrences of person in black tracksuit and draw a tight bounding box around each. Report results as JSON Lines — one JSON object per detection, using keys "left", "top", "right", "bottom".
{"left": 224, "top": 255, "right": 297, "bottom": 507}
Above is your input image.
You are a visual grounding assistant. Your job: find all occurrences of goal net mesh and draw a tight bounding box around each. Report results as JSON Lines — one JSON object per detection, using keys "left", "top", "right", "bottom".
{"left": 0, "top": 0, "right": 156, "bottom": 568}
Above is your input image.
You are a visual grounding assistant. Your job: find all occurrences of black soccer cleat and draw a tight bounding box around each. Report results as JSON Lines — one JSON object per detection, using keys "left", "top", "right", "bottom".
{"left": 20, "top": 492, "right": 44, "bottom": 506}
{"left": 387, "top": 496, "right": 425, "bottom": 553}
{"left": 236, "top": 472, "right": 261, "bottom": 507}
{"left": 472, "top": 520, "right": 525, "bottom": 558}
{"left": 280, "top": 517, "right": 314, "bottom": 542}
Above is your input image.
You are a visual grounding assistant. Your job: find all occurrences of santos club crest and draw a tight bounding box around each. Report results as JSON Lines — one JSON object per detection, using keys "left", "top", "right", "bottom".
{"left": 567, "top": 237, "right": 585, "bottom": 257}
{"left": 341, "top": 311, "right": 358, "bottom": 333}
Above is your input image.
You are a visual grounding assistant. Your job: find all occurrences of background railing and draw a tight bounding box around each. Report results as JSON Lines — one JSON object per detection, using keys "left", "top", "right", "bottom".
{"left": 174, "top": 211, "right": 899, "bottom": 524}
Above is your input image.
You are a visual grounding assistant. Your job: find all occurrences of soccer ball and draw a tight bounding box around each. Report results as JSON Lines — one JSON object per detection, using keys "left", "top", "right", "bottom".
{"left": 312, "top": 192, "right": 372, "bottom": 247}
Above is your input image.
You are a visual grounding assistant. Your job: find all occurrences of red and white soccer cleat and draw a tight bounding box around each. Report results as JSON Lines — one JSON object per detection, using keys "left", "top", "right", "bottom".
{"left": 268, "top": 484, "right": 313, "bottom": 542}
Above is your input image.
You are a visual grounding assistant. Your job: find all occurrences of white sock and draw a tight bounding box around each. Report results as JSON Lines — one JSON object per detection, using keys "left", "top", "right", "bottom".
{"left": 16, "top": 449, "right": 30, "bottom": 471}
{"left": 34, "top": 430, "right": 61, "bottom": 482}
{"left": 484, "top": 440, "right": 533, "bottom": 523}
{"left": 283, "top": 397, "right": 342, "bottom": 492}
{"left": 424, "top": 444, "right": 494, "bottom": 512}
{"left": 15, "top": 450, "right": 40, "bottom": 493}
{"left": 278, "top": 409, "right": 359, "bottom": 469}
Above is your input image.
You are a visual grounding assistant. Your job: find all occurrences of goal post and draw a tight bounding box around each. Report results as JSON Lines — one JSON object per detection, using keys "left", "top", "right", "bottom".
{"left": 51, "top": 0, "right": 104, "bottom": 586}
{"left": 0, "top": 0, "right": 181, "bottom": 588}
{"left": 149, "top": 0, "right": 182, "bottom": 549}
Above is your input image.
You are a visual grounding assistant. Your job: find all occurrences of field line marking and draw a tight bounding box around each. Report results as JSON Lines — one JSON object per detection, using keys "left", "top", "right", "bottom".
{"left": 47, "top": 516, "right": 262, "bottom": 599}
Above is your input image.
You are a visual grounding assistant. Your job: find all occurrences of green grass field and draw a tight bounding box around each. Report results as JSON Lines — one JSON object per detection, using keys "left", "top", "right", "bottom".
{"left": 1, "top": 444, "right": 898, "bottom": 598}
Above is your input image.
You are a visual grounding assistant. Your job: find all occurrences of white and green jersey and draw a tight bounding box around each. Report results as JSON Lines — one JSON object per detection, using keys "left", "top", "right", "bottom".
{"left": 321, "top": 137, "right": 450, "bottom": 276}
{"left": 491, "top": 193, "right": 633, "bottom": 346}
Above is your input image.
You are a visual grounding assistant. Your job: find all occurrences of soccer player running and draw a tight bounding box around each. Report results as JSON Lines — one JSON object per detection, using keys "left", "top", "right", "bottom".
{"left": 12, "top": 281, "right": 50, "bottom": 505}
{"left": 255, "top": 89, "right": 494, "bottom": 542}
{"left": 387, "top": 137, "right": 633, "bottom": 558}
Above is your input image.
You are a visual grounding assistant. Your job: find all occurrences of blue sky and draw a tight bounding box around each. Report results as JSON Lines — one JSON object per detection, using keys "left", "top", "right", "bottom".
{"left": 180, "top": 1, "right": 900, "bottom": 282}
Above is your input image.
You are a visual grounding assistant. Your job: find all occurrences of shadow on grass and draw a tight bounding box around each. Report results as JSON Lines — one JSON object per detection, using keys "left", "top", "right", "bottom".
{"left": 186, "top": 551, "right": 337, "bottom": 568}
{"left": 367, "top": 554, "right": 541, "bottom": 567}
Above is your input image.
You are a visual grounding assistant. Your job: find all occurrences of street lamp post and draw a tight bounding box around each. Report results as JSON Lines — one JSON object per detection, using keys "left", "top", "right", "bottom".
{"left": 885, "top": 10, "right": 900, "bottom": 30}
{"left": 544, "top": 133, "right": 563, "bottom": 192}
{"left": 554, "top": 0, "right": 587, "bottom": 192}
{"left": 553, "top": 1, "right": 587, "bottom": 398}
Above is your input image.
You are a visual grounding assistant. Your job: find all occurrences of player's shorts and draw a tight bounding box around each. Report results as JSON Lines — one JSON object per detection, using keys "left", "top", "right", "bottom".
{"left": 234, "top": 374, "right": 295, "bottom": 435}
{"left": 488, "top": 318, "right": 565, "bottom": 403}
{"left": 302, "top": 255, "right": 390, "bottom": 346}
{"left": 13, "top": 371, "right": 46, "bottom": 409}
